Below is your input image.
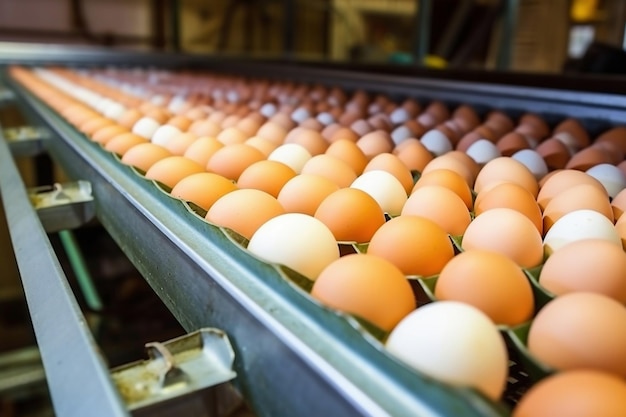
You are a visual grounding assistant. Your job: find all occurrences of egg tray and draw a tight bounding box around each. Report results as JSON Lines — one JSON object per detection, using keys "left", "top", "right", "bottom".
{"left": 9, "top": 78, "right": 515, "bottom": 417}
{"left": 111, "top": 143, "right": 557, "bottom": 410}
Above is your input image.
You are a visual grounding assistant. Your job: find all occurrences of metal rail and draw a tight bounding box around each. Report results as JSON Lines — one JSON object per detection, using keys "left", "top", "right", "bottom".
{"left": 0, "top": 122, "right": 129, "bottom": 417}
{"left": 5, "top": 73, "right": 507, "bottom": 417}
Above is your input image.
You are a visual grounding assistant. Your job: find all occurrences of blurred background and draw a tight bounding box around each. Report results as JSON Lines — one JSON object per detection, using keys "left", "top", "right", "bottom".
{"left": 0, "top": 0, "right": 625, "bottom": 74}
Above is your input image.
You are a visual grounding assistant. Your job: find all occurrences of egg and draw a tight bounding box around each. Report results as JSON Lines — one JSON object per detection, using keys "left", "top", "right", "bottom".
{"left": 104, "top": 133, "right": 149, "bottom": 156}
{"left": 565, "top": 146, "right": 614, "bottom": 170}
{"left": 421, "top": 155, "right": 475, "bottom": 188}
{"left": 611, "top": 187, "right": 626, "bottom": 220}
{"left": 120, "top": 142, "right": 172, "bottom": 173}
{"left": 539, "top": 239, "right": 626, "bottom": 303}
{"left": 435, "top": 250, "right": 534, "bottom": 325}
{"left": 402, "top": 186, "right": 471, "bottom": 236}
{"left": 91, "top": 124, "right": 129, "bottom": 145}
{"left": 79, "top": 116, "right": 114, "bottom": 136}
{"left": 244, "top": 136, "right": 278, "bottom": 157}
{"left": 420, "top": 129, "right": 453, "bottom": 156}
{"left": 463, "top": 208, "right": 543, "bottom": 267}
{"left": 311, "top": 253, "right": 416, "bottom": 331}
{"left": 474, "top": 182, "right": 543, "bottom": 233}
{"left": 170, "top": 172, "right": 237, "bottom": 211}
{"left": 350, "top": 170, "right": 407, "bottom": 216}
{"left": 392, "top": 138, "right": 434, "bottom": 173}
{"left": 247, "top": 213, "right": 339, "bottom": 280}
{"left": 206, "top": 143, "right": 266, "bottom": 180}
{"left": 586, "top": 163, "right": 626, "bottom": 198}
{"left": 528, "top": 292, "right": 626, "bottom": 377}
{"left": 183, "top": 136, "right": 224, "bottom": 167}
{"left": 145, "top": 156, "right": 205, "bottom": 189}
{"left": 324, "top": 139, "right": 369, "bottom": 175}
{"left": 465, "top": 139, "right": 501, "bottom": 165}
{"left": 412, "top": 169, "right": 473, "bottom": 210}
{"left": 542, "top": 184, "right": 613, "bottom": 232}
{"left": 543, "top": 209, "right": 621, "bottom": 254}
{"left": 205, "top": 189, "right": 285, "bottom": 240}
{"left": 367, "top": 215, "right": 454, "bottom": 277}
{"left": 301, "top": 154, "right": 358, "bottom": 188}
{"left": 237, "top": 160, "right": 296, "bottom": 197}
{"left": 512, "top": 370, "right": 626, "bottom": 417}
{"left": 132, "top": 116, "right": 161, "bottom": 139}
{"left": 151, "top": 124, "right": 182, "bottom": 147}
{"left": 496, "top": 132, "right": 531, "bottom": 156}
{"left": 536, "top": 169, "right": 606, "bottom": 210}
{"left": 356, "top": 130, "right": 394, "bottom": 159}
{"left": 189, "top": 119, "right": 221, "bottom": 138}
{"left": 277, "top": 174, "right": 340, "bottom": 216}
{"left": 511, "top": 149, "right": 549, "bottom": 181}
{"left": 364, "top": 153, "right": 415, "bottom": 195}
{"left": 386, "top": 301, "right": 508, "bottom": 401}
{"left": 268, "top": 143, "right": 312, "bottom": 173}
{"left": 474, "top": 157, "right": 539, "bottom": 197}
{"left": 535, "top": 138, "right": 571, "bottom": 170}
{"left": 314, "top": 188, "right": 386, "bottom": 243}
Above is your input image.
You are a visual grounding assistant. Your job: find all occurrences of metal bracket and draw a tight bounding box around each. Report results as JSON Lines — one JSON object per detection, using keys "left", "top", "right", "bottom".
{"left": 5, "top": 125, "right": 50, "bottom": 156}
{"left": 28, "top": 180, "right": 95, "bottom": 232}
{"left": 111, "top": 328, "right": 238, "bottom": 414}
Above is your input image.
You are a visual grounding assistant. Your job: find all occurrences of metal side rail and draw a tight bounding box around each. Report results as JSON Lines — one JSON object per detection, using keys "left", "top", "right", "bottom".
{"left": 0, "top": 128, "right": 129, "bottom": 417}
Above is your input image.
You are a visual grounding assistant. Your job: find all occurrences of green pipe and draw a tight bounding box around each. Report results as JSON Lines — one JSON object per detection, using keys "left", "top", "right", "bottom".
{"left": 58, "top": 229, "right": 103, "bottom": 312}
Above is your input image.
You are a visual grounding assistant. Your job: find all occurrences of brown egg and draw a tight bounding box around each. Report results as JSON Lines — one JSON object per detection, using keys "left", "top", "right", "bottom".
{"left": 189, "top": 119, "right": 221, "bottom": 138}
{"left": 463, "top": 208, "right": 544, "bottom": 268}
{"left": 593, "top": 141, "right": 624, "bottom": 165}
{"left": 326, "top": 126, "right": 360, "bottom": 143}
{"left": 284, "top": 127, "right": 329, "bottom": 155}
{"left": 356, "top": 130, "right": 393, "bottom": 159}
{"left": 220, "top": 114, "right": 242, "bottom": 129}
{"left": 553, "top": 118, "right": 590, "bottom": 151}
{"left": 183, "top": 137, "right": 224, "bottom": 167}
{"left": 300, "top": 154, "right": 357, "bottom": 188}
{"left": 236, "top": 160, "right": 296, "bottom": 197}
{"left": 91, "top": 125, "right": 129, "bottom": 145}
{"left": 104, "top": 133, "right": 149, "bottom": 156}
{"left": 535, "top": 138, "right": 571, "bottom": 170}
{"left": 517, "top": 113, "right": 550, "bottom": 141}
{"left": 474, "top": 182, "right": 543, "bottom": 233}
{"left": 184, "top": 106, "right": 208, "bottom": 121}
{"left": 299, "top": 117, "right": 324, "bottom": 131}
{"left": 595, "top": 126, "right": 626, "bottom": 155}
{"left": 496, "top": 132, "right": 531, "bottom": 156}
{"left": 528, "top": 292, "right": 626, "bottom": 377}
{"left": 542, "top": 184, "right": 613, "bottom": 232}
{"left": 170, "top": 172, "right": 237, "bottom": 211}
{"left": 121, "top": 143, "right": 172, "bottom": 173}
{"left": 421, "top": 155, "right": 475, "bottom": 188}
{"left": 435, "top": 249, "right": 534, "bottom": 326}
{"left": 311, "top": 254, "right": 416, "bottom": 331}
{"left": 205, "top": 189, "right": 284, "bottom": 240}
{"left": 145, "top": 156, "right": 205, "bottom": 189}
{"left": 616, "top": 215, "right": 626, "bottom": 249}
{"left": 163, "top": 132, "right": 197, "bottom": 156}
{"left": 314, "top": 188, "right": 386, "bottom": 243}
{"left": 512, "top": 370, "right": 626, "bottom": 417}
{"left": 216, "top": 127, "right": 248, "bottom": 145}
{"left": 392, "top": 138, "right": 434, "bottom": 173}
{"left": 611, "top": 187, "right": 626, "bottom": 220}
{"left": 537, "top": 169, "right": 606, "bottom": 210}
{"left": 484, "top": 111, "right": 514, "bottom": 138}
{"left": 413, "top": 168, "right": 473, "bottom": 209}
{"left": 206, "top": 143, "right": 266, "bottom": 180}
{"left": 539, "top": 239, "right": 626, "bottom": 303}
{"left": 368, "top": 114, "right": 394, "bottom": 132}
{"left": 402, "top": 186, "right": 471, "bottom": 236}
{"left": 421, "top": 101, "right": 450, "bottom": 126}
{"left": 79, "top": 116, "right": 114, "bottom": 135}
{"left": 452, "top": 104, "right": 481, "bottom": 134}
{"left": 324, "top": 139, "right": 369, "bottom": 175}
{"left": 565, "top": 146, "right": 614, "bottom": 171}
{"left": 364, "top": 153, "right": 414, "bottom": 194}
{"left": 474, "top": 157, "right": 539, "bottom": 198}
{"left": 244, "top": 136, "right": 279, "bottom": 157}
{"left": 256, "top": 121, "right": 288, "bottom": 144}
{"left": 269, "top": 112, "right": 296, "bottom": 131}
{"left": 277, "top": 174, "right": 340, "bottom": 216}
{"left": 166, "top": 115, "right": 193, "bottom": 131}
{"left": 66, "top": 107, "right": 100, "bottom": 127}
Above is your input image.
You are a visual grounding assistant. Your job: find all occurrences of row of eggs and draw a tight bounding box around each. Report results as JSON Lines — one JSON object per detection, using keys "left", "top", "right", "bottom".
{"left": 11, "top": 65, "right": 626, "bottom": 416}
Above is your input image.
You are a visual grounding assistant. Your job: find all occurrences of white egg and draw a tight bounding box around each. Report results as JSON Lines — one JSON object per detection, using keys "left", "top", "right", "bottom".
{"left": 389, "top": 107, "right": 410, "bottom": 124}
{"left": 316, "top": 112, "right": 335, "bottom": 126}
{"left": 350, "top": 170, "right": 408, "bottom": 216}
{"left": 268, "top": 144, "right": 312, "bottom": 174}
{"left": 248, "top": 213, "right": 340, "bottom": 280}
{"left": 385, "top": 301, "right": 508, "bottom": 401}
{"left": 391, "top": 126, "right": 413, "bottom": 146}
{"left": 466, "top": 139, "right": 501, "bottom": 164}
{"left": 586, "top": 163, "right": 626, "bottom": 198}
{"left": 291, "top": 107, "right": 311, "bottom": 124}
{"left": 543, "top": 209, "right": 621, "bottom": 254}
{"left": 151, "top": 124, "right": 182, "bottom": 146}
{"left": 103, "top": 101, "right": 127, "bottom": 121}
{"left": 420, "top": 130, "right": 453, "bottom": 156}
{"left": 132, "top": 117, "right": 161, "bottom": 140}
{"left": 259, "top": 103, "right": 278, "bottom": 118}
{"left": 512, "top": 149, "right": 549, "bottom": 181}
